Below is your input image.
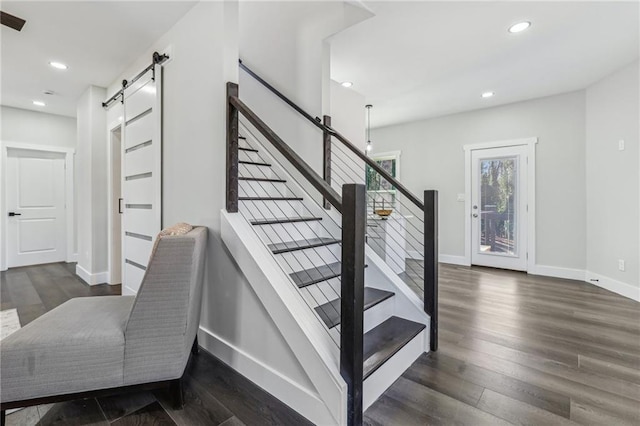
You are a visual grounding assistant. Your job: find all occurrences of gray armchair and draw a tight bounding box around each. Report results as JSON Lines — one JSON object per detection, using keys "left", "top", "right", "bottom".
{"left": 0, "top": 226, "right": 207, "bottom": 423}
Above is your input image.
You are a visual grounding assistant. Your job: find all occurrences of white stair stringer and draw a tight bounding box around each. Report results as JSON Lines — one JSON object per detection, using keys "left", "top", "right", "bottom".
{"left": 221, "top": 210, "right": 346, "bottom": 425}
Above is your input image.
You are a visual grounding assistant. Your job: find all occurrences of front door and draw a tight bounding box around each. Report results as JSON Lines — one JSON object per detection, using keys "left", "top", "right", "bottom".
{"left": 471, "top": 145, "right": 528, "bottom": 271}
{"left": 6, "top": 149, "right": 66, "bottom": 267}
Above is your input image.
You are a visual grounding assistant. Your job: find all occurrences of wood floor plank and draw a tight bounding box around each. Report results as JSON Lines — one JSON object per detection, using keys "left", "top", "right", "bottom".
{"left": 578, "top": 354, "right": 640, "bottom": 385}
{"left": 477, "top": 388, "right": 577, "bottom": 425}
{"left": 5, "top": 272, "right": 43, "bottom": 307}
{"left": 37, "top": 398, "right": 109, "bottom": 425}
{"left": 402, "top": 357, "right": 485, "bottom": 406}
{"left": 110, "top": 401, "right": 176, "bottom": 426}
{"left": 155, "top": 377, "right": 234, "bottom": 426}
{"left": 438, "top": 343, "right": 640, "bottom": 421}
{"left": 364, "top": 395, "right": 440, "bottom": 426}
{"left": 417, "top": 353, "right": 571, "bottom": 418}
{"left": 440, "top": 307, "right": 640, "bottom": 361}
{"left": 456, "top": 337, "right": 640, "bottom": 401}
{"left": 96, "top": 391, "right": 156, "bottom": 422}
{"left": 187, "top": 351, "right": 313, "bottom": 426}
{"left": 570, "top": 399, "right": 640, "bottom": 426}
{"left": 384, "top": 376, "right": 511, "bottom": 425}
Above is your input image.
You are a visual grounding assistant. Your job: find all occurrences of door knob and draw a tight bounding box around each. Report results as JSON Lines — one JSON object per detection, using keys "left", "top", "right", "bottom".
{"left": 472, "top": 213, "right": 478, "bottom": 218}
{"left": 8, "top": 212, "right": 21, "bottom": 217}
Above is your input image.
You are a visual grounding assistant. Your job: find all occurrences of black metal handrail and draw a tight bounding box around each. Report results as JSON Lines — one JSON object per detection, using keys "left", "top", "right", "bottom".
{"left": 229, "top": 93, "right": 343, "bottom": 213}
{"left": 239, "top": 59, "right": 424, "bottom": 212}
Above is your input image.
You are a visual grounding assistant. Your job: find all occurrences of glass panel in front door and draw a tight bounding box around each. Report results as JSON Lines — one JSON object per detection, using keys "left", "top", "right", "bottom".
{"left": 478, "top": 156, "right": 518, "bottom": 256}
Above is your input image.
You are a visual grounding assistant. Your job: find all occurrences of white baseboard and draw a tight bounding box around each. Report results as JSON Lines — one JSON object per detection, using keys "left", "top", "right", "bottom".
{"left": 407, "top": 251, "right": 470, "bottom": 267}
{"left": 66, "top": 253, "right": 79, "bottom": 263}
{"left": 530, "top": 265, "right": 639, "bottom": 302}
{"left": 439, "top": 254, "right": 469, "bottom": 266}
{"left": 584, "top": 271, "right": 640, "bottom": 302}
{"left": 75, "top": 265, "right": 108, "bottom": 285}
{"left": 531, "top": 264, "right": 585, "bottom": 281}
{"left": 198, "top": 326, "right": 335, "bottom": 425}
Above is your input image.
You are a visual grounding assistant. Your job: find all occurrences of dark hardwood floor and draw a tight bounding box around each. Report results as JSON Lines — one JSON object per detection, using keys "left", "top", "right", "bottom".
{"left": 2, "top": 262, "right": 639, "bottom": 425}
{"left": 365, "top": 262, "right": 640, "bottom": 425}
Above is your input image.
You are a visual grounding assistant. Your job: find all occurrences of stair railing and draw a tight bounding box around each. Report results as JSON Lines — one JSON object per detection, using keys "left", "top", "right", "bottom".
{"left": 227, "top": 82, "right": 366, "bottom": 425}
{"left": 237, "top": 61, "right": 439, "bottom": 353}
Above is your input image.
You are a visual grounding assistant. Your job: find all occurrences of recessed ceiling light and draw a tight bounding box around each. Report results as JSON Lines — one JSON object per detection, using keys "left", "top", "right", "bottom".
{"left": 49, "top": 61, "right": 68, "bottom": 70}
{"left": 341, "top": 81, "right": 353, "bottom": 88}
{"left": 481, "top": 91, "right": 495, "bottom": 98}
{"left": 33, "top": 100, "right": 46, "bottom": 106}
{"left": 508, "top": 21, "right": 531, "bottom": 33}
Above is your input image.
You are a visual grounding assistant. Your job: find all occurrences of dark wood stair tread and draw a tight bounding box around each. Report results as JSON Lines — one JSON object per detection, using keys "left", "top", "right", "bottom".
{"left": 239, "top": 160, "right": 271, "bottom": 167}
{"left": 239, "top": 196, "right": 303, "bottom": 201}
{"left": 315, "top": 288, "right": 395, "bottom": 329}
{"left": 290, "top": 262, "right": 341, "bottom": 288}
{"left": 239, "top": 135, "right": 247, "bottom": 140}
{"left": 363, "top": 316, "right": 426, "bottom": 380}
{"left": 239, "top": 177, "right": 286, "bottom": 183}
{"left": 238, "top": 147, "right": 258, "bottom": 152}
{"left": 290, "top": 262, "right": 368, "bottom": 288}
{"left": 250, "top": 217, "right": 322, "bottom": 225}
{"left": 268, "top": 237, "right": 340, "bottom": 254}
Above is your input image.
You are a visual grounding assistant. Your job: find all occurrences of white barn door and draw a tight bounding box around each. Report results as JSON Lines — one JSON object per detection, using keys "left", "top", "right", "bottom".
{"left": 121, "top": 66, "right": 162, "bottom": 295}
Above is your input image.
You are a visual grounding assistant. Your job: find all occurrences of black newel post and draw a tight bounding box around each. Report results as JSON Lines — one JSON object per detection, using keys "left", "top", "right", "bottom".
{"left": 424, "top": 190, "right": 439, "bottom": 351}
{"left": 323, "top": 115, "right": 332, "bottom": 209}
{"left": 341, "top": 184, "right": 366, "bottom": 426}
{"left": 226, "top": 82, "right": 239, "bottom": 213}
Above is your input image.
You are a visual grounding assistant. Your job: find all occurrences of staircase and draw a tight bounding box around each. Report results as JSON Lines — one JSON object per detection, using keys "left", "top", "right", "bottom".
{"left": 222, "top": 72, "right": 438, "bottom": 425}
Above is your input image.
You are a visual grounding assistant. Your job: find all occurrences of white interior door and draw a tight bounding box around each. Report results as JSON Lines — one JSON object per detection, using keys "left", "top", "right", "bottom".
{"left": 471, "top": 145, "right": 528, "bottom": 271}
{"left": 6, "top": 149, "right": 66, "bottom": 267}
{"left": 121, "top": 66, "right": 162, "bottom": 295}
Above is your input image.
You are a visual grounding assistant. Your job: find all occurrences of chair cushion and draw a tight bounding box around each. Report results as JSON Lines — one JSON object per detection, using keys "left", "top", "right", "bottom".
{"left": 0, "top": 296, "right": 135, "bottom": 403}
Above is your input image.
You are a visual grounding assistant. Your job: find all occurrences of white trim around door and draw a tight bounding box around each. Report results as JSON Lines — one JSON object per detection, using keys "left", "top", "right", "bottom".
{"left": 0, "top": 142, "right": 76, "bottom": 271}
{"left": 463, "top": 137, "right": 537, "bottom": 272}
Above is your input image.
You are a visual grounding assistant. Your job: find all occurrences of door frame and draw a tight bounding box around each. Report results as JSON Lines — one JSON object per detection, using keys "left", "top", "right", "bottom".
{"left": 463, "top": 137, "right": 537, "bottom": 272}
{"left": 107, "top": 119, "right": 123, "bottom": 285}
{"left": 0, "top": 141, "right": 76, "bottom": 271}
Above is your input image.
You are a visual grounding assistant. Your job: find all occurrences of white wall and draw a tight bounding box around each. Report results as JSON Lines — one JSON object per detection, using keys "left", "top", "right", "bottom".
{"left": 329, "top": 80, "right": 367, "bottom": 191}
{"left": 239, "top": 1, "right": 372, "bottom": 177}
{"left": 586, "top": 60, "right": 639, "bottom": 298}
{"left": 371, "top": 91, "right": 587, "bottom": 271}
{"left": 76, "top": 85, "right": 108, "bottom": 283}
{"left": 0, "top": 106, "right": 76, "bottom": 148}
{"left": 102, "top": 1, "right": 326, "bottom": 422}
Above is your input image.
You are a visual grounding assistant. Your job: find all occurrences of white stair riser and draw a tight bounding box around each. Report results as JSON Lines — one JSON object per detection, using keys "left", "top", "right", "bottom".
{"left": 332, "top": 296, "right": 395, "bottom": 335}
{"left": 240, "top": 200, "right": 306, "bottom": 220}
{"left": 363, "top": 297, "right": 395, "bottom": 333}
{"left": 252, "top": 221, "right": 332, "bottom": 244}
{"left": 239, "top": 180, "right": 289, "bottom": 198}
{"left": 276, "top": 244, "right": 342, "bottom": 274}
{"left": 363, "top": 331, "right": 426, "bottom": 411}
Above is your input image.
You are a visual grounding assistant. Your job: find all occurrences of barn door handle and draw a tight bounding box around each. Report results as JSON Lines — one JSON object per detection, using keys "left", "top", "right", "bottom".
{"left": 8, "top": 212, "right": 21, "bottom": 217}
{"left": 118, "top": 199, "right": 123, "bottom": 214}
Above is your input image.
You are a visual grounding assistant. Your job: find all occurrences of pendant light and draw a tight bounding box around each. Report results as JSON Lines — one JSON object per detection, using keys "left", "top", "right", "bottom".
{"left": 365, "top": 104, "right": 373, "bottom": 153}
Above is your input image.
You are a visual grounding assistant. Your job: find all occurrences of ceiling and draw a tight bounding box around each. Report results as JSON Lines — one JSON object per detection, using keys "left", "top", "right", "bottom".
{"left": 1, "top": 1, "right": 196, "bottom": 117}
{"left": 330, "top": 1, "right": 640, "bottom": 128}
